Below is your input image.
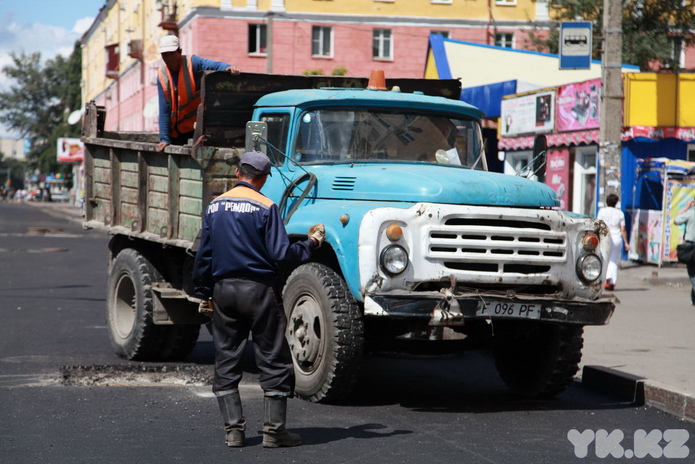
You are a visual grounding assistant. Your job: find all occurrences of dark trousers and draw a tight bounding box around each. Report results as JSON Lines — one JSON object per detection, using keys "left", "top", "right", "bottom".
{"left": 687, "top": 261, "right": 695, "bottom": 304}
{"left": 212, "top": 278, "right": 295, "bottom": 394}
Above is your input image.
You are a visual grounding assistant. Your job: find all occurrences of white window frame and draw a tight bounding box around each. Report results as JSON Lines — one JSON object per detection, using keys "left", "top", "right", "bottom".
{"left": 494, "top": 32, "right": 514, "bottom": 48}
{"left": 504, "top": 150, "right": 535, "bottom": 179}
{"left": 495, "top": 0, "right": 517, "bottom": 5}
{"left": 312, "top": 26, "right": 333, "bottom": 57}
{"left": 431, "top": 30, "right": 450, "bottom": 38}
{"left": 373, "top": 28, "right": 393, "bottom": 60}
{"left": 248, "top": 24, "right": 267, "bottom": 55}
{"left": 431, "top": 0, "right": 452, "bottom": 4}
{"left": 572, "top": 146, "right": 598, "bottom": 217}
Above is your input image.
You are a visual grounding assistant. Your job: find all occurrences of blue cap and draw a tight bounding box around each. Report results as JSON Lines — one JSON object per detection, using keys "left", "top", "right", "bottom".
{"left": 240, "top": 151, "right": 272, "bottom": 176}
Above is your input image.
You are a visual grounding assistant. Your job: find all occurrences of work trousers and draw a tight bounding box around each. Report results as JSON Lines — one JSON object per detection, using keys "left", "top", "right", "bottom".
{"left": 606, "top": 233, "right": 622, "bottom": 285}
{"left": 687, "top": 260, "right": 695, "bottom": 305}
{"left": 212, "top": 278, "right": 295, "bottom": 394}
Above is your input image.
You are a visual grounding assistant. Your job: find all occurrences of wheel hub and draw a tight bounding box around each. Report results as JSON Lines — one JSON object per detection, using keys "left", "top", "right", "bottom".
{"left": 287, "top": 295, "right": 322, "bottom": 371}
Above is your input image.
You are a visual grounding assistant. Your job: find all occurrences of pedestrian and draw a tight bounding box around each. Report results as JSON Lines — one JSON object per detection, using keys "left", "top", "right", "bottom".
{"left": 597, "top": 193, "right": 630, "bottom": 291}
{"left": 674, "top": 198, "right": 695, "bottom": 304}
{"left": 192, "top": 151, "right": 325, "bottom": 448}
{"left": 156, "top": 35, "right": 240, "bottom": 152}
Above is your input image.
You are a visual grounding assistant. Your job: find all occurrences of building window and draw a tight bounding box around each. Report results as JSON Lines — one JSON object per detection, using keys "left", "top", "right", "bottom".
{"left": 312, "top": 26, "right": 333, "bottom": 57}
{"left": 431, "top": 0, "right": 452, "bottom": 3}
{"left": 669, "top": 37, "right": 685, "bottom": 69}
{"left": 431, "top": 30, "right": 450, "bottom": 38}
{"left": 495, "top": 33, "right": 514, "bottom": 48}
{"left": 248, "top": 24, "right": 267, "bottom": 54}
{"left": 495, "top": 0, "right": 517, "bottom": 5}
{"left": 373, "top": 29, "right": 392, "bottom": 60}
{"left": 688, "top": 144, "right": 695, "bottom": 162}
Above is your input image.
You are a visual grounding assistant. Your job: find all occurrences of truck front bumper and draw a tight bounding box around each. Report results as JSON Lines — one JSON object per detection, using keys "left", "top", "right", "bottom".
{"left": 364, "top": 291, "right": 616, "bottom": 326}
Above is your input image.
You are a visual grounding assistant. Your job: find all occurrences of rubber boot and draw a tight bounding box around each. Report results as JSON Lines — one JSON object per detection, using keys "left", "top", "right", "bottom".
{"left": 262, "top": 395, "right": 302, "bottom": 448}
{"left": 216, "top": 389, "right": 246, "bottom": 447}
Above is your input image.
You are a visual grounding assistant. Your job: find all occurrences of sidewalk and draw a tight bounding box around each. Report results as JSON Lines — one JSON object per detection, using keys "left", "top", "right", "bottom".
{"left": 580, "top": 260, "right": 695, "bottom": 421}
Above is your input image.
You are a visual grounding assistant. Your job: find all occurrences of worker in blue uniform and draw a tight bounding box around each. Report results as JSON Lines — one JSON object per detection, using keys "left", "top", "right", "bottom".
{"left": 192, "top": 151, "right": 324, "bottom": 448}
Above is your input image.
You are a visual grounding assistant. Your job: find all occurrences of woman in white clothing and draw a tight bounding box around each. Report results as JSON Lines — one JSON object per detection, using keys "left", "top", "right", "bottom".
{"left": 597, "top": 193, "right": 630, "bottom": 291}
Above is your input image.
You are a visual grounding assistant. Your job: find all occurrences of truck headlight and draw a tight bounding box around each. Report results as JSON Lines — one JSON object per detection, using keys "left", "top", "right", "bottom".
{"left": 576, "top": 253, "right": 602, "bottom": 283}
{"left": 380, "top": 245, "right": 408, "bottom": 275}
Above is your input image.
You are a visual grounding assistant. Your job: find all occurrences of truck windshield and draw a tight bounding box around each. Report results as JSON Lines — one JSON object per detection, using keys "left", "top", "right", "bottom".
{"left": 292, "top": 109, "right": 486, "bottom": 170}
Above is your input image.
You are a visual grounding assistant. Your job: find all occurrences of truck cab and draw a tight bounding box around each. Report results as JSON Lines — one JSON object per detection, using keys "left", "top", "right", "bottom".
{"left": 246, "top": 80, "right": 613, "bottom": 402}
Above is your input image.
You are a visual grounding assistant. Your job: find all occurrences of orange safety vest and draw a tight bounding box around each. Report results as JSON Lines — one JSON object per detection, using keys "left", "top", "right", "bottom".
{"left": 158, "top": 56, "right": 200, "bottom": 137}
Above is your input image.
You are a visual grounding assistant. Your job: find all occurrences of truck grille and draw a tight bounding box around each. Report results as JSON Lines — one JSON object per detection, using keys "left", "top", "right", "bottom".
{"left": 427, "top": 217, "right": 567, "bottom": 275}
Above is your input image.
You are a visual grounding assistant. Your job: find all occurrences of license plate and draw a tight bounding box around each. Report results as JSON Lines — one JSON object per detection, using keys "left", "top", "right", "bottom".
{"left": 476, "top": 300, "right": 541, "bottom": 319}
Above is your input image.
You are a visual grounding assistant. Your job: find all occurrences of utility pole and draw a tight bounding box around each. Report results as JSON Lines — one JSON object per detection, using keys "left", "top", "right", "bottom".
{"left": 266, "top": 11, "right": 274, "bottom": 74}
{"left": 598, "top": 0, "right": 623, "bottom": 207}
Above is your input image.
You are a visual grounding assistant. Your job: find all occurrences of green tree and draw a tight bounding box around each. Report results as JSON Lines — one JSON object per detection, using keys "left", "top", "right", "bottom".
{"left": 529, "top": 0, "right": 695, "bottom": 71}
{"left": 0, "top": 41, "right": 82, "bottom": 175}
{"left": 0, "top": 151, "right": 28, "bottom": 190}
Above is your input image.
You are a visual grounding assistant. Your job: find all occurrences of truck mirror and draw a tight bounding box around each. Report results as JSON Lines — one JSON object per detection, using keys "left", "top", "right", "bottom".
{"left": 245, "top": 121, "right": 268, "bottom": 154}
{"left": 532, "top": 135, "right": 547, "bottom": 179}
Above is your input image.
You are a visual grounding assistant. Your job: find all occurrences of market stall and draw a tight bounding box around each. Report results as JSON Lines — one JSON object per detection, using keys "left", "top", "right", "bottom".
{"left": 629, "top": 158, "right": 695, "bottom": 265}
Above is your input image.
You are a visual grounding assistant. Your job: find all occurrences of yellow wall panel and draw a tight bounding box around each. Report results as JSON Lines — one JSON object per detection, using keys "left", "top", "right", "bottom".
{"left": 677, "top": 74, "right": 695, "bottom": 127}
{"left": 624, "top": 74, "right": 676, "bottom": 127}
{"left": 287, "top": 0, "right": 539, "bottom": 20}
{"left": 424, "top": 49, "right": 438, "bottom": 79}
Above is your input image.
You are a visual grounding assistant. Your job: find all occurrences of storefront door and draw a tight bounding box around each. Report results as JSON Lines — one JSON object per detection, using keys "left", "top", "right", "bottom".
{"left": 572, "top": 146, "right": 597, "bottom": 217}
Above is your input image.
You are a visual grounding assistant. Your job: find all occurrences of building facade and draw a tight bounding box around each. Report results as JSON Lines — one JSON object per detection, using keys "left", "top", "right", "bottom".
{"left": 81, "top": 0, "right": 552, "bottom": 132}
{"left": 0, "top": 137, "right": 26, "bottom": 161}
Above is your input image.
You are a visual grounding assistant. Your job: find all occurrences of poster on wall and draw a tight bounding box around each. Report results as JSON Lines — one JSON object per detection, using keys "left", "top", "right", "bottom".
{"left": 556, "top": 79, "right": 600, "bottom": 132}
{"left": 545, "top": 149, "right": 570, "bottom": 210}
{"left": 500, "top": 90, "right": 555, "bottom": 137}
{"left": 663, "top": 178, "right": 695, "bottom": 262}
{"left": 57, "top": 138, "right": 85, "bottom": 163}
{"left": 628, "top": 209, "right": 663, "bottom": 265}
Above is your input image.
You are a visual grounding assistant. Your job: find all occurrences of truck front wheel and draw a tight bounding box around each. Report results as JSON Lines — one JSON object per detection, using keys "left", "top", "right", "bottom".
{"left": 282, "top": 263, "right": 364, "bottom": 403}
{"left": 493, "top": 322, "right": 583, "bottom": 398}
{"left": 106, "top": 248, "right": 165, "bottom": 360}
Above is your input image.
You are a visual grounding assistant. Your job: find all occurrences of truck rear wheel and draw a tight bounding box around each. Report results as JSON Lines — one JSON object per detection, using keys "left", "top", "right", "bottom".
{"left": 159, "top": 325, "right": 200, "bottom": 361}
{"left": 107, "top": 249, "right": 166, "bottom": 360}
{"left": 283, "top": 263, "right": 364, "bottom": 403}
{"left": 493, "top": 322, "right": 583, "bottom": 398}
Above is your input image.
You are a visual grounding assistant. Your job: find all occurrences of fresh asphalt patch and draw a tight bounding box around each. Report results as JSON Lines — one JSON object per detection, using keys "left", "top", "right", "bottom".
{"left": 59, "top": 364, "right": 214, "bottom": 387}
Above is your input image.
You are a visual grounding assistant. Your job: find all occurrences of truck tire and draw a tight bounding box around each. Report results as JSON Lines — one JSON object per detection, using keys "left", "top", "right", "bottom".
{"left": 283, "top": 263, "right": 364, "bottom": 403}
{"left": 159, "top": 325, "right": 200, "bottom": 361}
{"left": 493, "top": 322, "right": 583, "bottom": 398}
{"left": 106, "top": 248, "right": 166, "bottom": 360}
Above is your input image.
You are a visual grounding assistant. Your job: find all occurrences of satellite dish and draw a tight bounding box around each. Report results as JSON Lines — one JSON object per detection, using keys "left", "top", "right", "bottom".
{"left": 67, "top": 109, "right": 83, "bottom": 125}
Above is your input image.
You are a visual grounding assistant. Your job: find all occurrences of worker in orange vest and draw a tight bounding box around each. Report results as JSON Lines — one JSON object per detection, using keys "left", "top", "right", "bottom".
{"left": 156, "top": 35, "right": 240, "bottom": 152}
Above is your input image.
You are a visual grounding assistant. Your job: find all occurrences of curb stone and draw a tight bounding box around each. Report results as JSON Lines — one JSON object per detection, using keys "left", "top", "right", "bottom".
{"left": 582, "top": 365, "right": 695, "bottom": 423}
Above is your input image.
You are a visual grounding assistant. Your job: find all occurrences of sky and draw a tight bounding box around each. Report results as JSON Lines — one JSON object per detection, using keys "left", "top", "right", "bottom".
{"left": 0, "top": 0, "right": 105, "bottom": 137}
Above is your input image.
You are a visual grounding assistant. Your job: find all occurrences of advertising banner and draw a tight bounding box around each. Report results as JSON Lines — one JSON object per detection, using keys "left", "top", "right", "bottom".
{"left": 628, "top": 209, "right": 663, "bottom": 265}
{"left": 501, "top": 90, "right": 555, "bottom": 137}
{"left": 546, "top": 148, "right": 570, "bottom": 210}
{"left": 57, "top": 138, "right": 85, "bottom": 163}
{"left": 556, "top": 79, "right": 600, "bottom": 132}
{"left": 663, "top": 178, "right": 695, "bottom": 262}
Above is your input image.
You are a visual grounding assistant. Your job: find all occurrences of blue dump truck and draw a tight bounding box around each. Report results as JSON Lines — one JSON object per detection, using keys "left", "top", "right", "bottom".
{"left": 83, "top": 71, "right": 615, "bottom": 403}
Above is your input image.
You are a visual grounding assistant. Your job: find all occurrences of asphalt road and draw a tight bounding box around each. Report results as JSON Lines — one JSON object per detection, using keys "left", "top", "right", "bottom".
{"left": 1, "top": 202, "right": 694, "bottom": 464}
